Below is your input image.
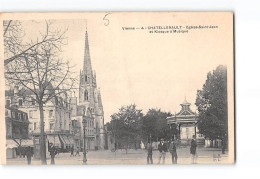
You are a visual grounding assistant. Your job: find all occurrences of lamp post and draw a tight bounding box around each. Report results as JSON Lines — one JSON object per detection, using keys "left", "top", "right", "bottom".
{"left": 82, "top": 113, "right": 87, "bottom": 164}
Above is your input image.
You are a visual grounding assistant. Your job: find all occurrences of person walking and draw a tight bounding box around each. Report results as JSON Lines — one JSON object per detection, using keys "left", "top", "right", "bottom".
{"left": 221, "top": 139, "right": 225, "bottom": 154}
{"left": 21, "top": 147, "right": 26, "bottom": 158}
{"left": 70, "top": 146, "right": 74, "bottom": 157}
{"left": 49, "top": 143, "right": 57, "bottom": 165}
{"left": 25, "top": 147, "right": 33, "bottom": 165}
{"left": 146, "top": 140, "right": 153, "bottom": 164}
{"left": 75, "top": 147, "right": 80, "bottom": 156}
{"left": 17, "top": 145, "right": 22, "bottom": 158}
{"left": 169, "top": 139, "right": 178, "bottom": 164}
{"left": 190, "top": 135, "right": 197, "bottom": 164}
{"left": 158, "top": 138, "right": 167, "bottom": 164}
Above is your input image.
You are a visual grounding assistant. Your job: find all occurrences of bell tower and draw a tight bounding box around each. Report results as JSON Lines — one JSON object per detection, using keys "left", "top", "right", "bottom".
{"left": 79, "top": 29, "right": 105, "bottom": 150}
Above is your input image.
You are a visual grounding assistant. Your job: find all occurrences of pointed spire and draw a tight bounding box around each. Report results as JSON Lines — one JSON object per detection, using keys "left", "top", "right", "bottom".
{"left": 83, "top": 29, "right": 93, "bottom": 78}
{"left": 98, "top": 88, "right": 103, "bottom": 107}
{"left": 93, "top": 70, "right": 97, "bottom": 85}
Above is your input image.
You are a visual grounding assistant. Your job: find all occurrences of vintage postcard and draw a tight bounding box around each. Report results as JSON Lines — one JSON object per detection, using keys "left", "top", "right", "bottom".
{"left": 0, "top": 12, "right": 235, "bottom": 165}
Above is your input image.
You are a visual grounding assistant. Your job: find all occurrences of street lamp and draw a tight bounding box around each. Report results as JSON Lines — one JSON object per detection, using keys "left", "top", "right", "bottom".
{"left": 82, "top": 107, "right": 92, "bottom": 164}
{"left": 82, "top": 114, "right": 87, "bottom": 164}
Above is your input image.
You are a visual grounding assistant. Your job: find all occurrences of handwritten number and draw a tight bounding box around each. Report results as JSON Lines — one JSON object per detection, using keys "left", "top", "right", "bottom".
{"left": 103, "top": 13, "right": 111, "bottom": 26}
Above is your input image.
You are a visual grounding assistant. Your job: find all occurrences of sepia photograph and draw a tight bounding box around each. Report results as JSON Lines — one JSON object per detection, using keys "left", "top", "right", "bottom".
{"left": 0, "top": 12, "right": 234, "bottom": 165}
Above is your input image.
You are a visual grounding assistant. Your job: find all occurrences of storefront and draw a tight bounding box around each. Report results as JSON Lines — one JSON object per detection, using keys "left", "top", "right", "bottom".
{"left": 59, "top": 135, "right": 74, "bottom": 152}
{"left": 6, "top": 139, "right": 19, "bottom": 159}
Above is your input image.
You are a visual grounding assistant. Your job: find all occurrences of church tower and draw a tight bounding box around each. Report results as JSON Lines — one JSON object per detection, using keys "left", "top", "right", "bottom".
{"left": 79, "top": 29, "right": 105, "bottom": 149}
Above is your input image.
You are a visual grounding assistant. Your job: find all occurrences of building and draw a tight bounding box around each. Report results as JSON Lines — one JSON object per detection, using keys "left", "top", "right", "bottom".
{"left": 69, "top": 30, "right": 106, "bottom": 150}
{"left": 77, "top": 30, "right": 105, "bottom": 150}
{"left": 166, "top": 98, "right": 205, "bottom": 145}
{"left": 5, "top": 85, "right": 73, "bottom": 156}
{"left": 5, "top": 106, "right": 30, "bottom": 158}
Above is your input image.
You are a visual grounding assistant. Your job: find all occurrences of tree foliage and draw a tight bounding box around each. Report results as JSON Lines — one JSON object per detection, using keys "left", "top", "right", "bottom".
{"left": 142, "top": 109, "right": 172, "bottom": 141}
{"left": 106, "top": 107, "right": 173, "bottom": 152}
{"left": 195, "top": 65, "right": 228, "bottom": 140}
{"left": 107, "top": 104, "right": 143, "bottom": 152}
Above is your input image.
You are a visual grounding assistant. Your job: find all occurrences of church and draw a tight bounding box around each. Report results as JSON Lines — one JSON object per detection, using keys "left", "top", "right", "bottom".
{"left": 70, "top": 29, "right": 106, "bottom": 150}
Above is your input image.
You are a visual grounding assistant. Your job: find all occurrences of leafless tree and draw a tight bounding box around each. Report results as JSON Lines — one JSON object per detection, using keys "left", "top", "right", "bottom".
{"left": 4, "top": 21, "right": 77, "bottom": 164}
{"left": 3, "top": 20, "right": 67, "bottom": 66}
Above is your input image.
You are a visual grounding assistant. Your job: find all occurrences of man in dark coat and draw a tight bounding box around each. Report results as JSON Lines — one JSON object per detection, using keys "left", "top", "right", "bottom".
{"left": 146, "top": 140, "right": 153, "bottom": 164}
{"left": 169, "top": 139, "right": 177, "bottom": 164}
{"left": 49, "top": 144, "right": 57, "bottom": 165}
{"left": 21, "top": 147, "right": 26, "bottom": 158}
{"left": 158, "top": 138, "right": 167, "bottom": 164}
{"left": 190, "top": 136, "right": 197, "bottom": 164}
{"left": 70, "top": 146, "right": 74, "bottom": 157}
{"left": 25, "top": 147, "right": 33, "bottom": 165}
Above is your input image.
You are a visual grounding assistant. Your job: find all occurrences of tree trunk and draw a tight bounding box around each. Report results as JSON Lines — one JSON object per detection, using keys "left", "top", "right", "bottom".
{"left": 39, "top": 103, "right": 47, "bottom": 164}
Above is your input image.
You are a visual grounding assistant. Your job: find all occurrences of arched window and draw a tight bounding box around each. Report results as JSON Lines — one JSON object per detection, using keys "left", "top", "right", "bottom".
{"left": 84, "top": 90, "right": 88, "bottom": 101}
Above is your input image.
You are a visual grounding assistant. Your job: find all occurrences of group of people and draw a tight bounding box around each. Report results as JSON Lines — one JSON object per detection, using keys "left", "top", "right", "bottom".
{"left": 70, "top": 146, "right": 80, "bottom": 157}
{"left": 146, "top": 136, "right": 197, "bottom": 164}
{"left": 21, "top": 143, "right": 82, "bottom": 165}
{"left": 15, "top": 146, "right": 34, "bottom": 165}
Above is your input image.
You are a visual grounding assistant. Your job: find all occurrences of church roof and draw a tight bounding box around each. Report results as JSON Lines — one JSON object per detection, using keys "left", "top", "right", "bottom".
{"left": 83, "top": 30, "right": 93, "bottom": 76}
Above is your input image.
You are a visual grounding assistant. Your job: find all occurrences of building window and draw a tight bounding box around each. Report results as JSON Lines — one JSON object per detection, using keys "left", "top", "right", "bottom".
{"left": 29, "top": 110, "right": 33, "bottom": 118}
{"left": 18, "top": 113, "right": 22, "bottom": 120}
{"left": 50, "top": 123, "right": 54, "bottom": 130}
{"left": 85, "top": 75, "right": 87, "bottom": 82}
{"left": 34, "top": 122, "right": 37, "bottom": 130}
{"left": 32, "top": 98, "right": 35, "bottom": 105}
{"left": 186, "top": 128, "right": 190, "bottom": 139}
{"left": 5, "top": 109, "right": 11, "bottom": 117}
{"left": 11, "top": 111, "right": 15, "bottom": 118}
{"left": 49, "top": 110, "right": 53, "bottom": 118}
{"left": 18, "top": 99, "right": 23, "bottom": 106}
{"left": 6, "top": 100, "right": 10, "bottom": 107}
{"left": 23, "top": 114, "right": 27, "bottom": 120}
{"left": 84, "top": 90, "right": 88, "bottom": 101}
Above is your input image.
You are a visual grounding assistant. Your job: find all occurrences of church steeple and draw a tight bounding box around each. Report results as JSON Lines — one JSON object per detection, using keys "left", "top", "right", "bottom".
{"left": 82, "top": 29, "right": 93, "bottom": 83}
{"left": 78, "top": 28, "right": 105, "bottom": 149}
{"left": 98, "top": 88, "right": 103, "bottom": 108}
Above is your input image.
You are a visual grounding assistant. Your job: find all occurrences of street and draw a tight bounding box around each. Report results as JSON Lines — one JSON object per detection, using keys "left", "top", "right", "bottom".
{"left": 6, "top": 147, "right": 229, "bottom": 165}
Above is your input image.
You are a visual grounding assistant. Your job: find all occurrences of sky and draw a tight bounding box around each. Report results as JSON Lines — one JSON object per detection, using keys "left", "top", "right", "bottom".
{"left": 17, "top": 12, "right": 233, "bottom": 123}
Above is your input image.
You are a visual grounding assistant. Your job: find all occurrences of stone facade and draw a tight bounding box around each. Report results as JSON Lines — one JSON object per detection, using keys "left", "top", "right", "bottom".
{"left": 73, "top": 30, "right": 105, "bottom": 150}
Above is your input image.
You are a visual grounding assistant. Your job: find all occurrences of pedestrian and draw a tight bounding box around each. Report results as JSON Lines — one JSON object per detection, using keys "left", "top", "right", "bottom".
{"left": 22, "top": 147, "right": 26, "bottom": 158}
{"left": 190, "top": 135, "right": 197, "bottom": 164}
{"left": 221, "top": 139, "right": 225, "bottom": 154}
{"left": 169, "top": 139, "right": 178, "bottom": 164}
{"left": 49, "top": 143, "right": 57, "bottom": 165}
{"left": 70, "top": 146, "right": 74, "bottom": 157}
{"left": 75, "top": 147, "right": 80, "bottom": 156}
{"left": 146, "top": 140, "right": 153, "bottom": 164}
{"left": 17, "top": 145, "right": 22, "bottom": 158}
{"left": 158, "top": 138, "right": 167, "bottom": 164}
{"left": 25, "top": 147, "right": 33, "bottom": 165}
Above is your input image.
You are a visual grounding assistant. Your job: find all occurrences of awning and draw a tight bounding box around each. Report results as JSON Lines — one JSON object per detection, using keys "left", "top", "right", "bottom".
{"left": 6, "top": 139, "right": 19, "bottom": 149}
{"left": 20, "top": 139, "right": 34, "bottom": 147}
{"left": 67, "top": 136, "right": 74, "bottom": 145}
{"left": 47, "top": 135, "right": 61, "bottom": 147}
{"left": 59, "top": 135, "right": 73, "bottom": 146}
